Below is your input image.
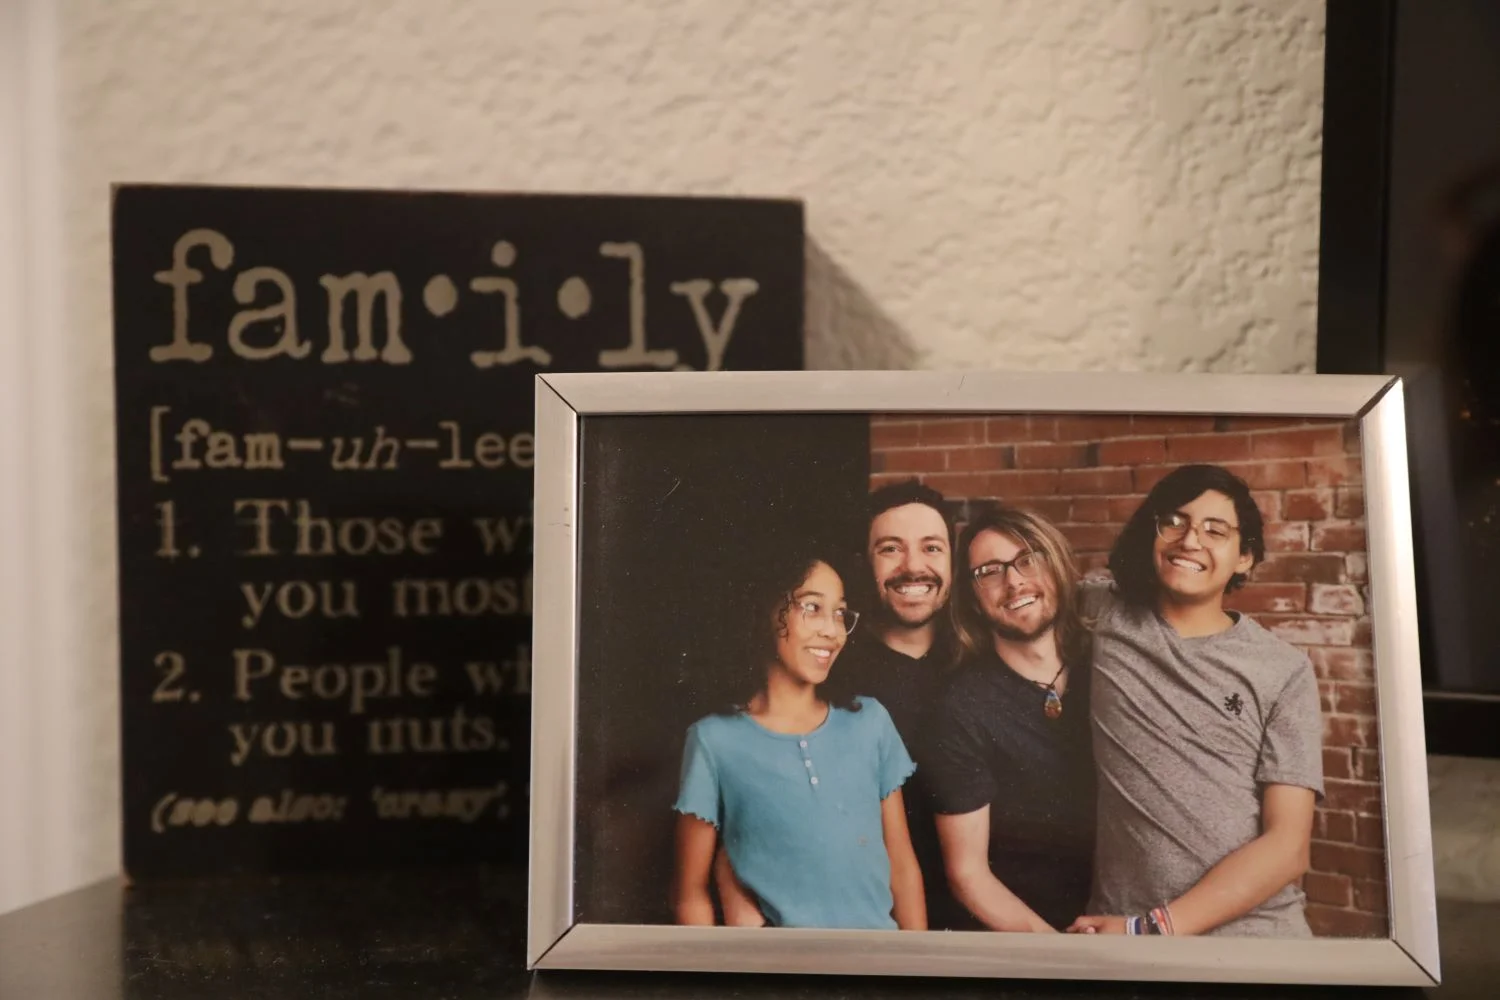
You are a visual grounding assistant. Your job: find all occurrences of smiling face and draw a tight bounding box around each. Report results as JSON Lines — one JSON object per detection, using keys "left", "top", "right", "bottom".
{"left": 968, "top": 528, "right": 1059, "bottom": 644}
{"left": 1153, "top": 489, "right": 1255, "bottom": 607}
{"left": 868, "top": 502, "right": 952, "bottom": 628}
{"left": 772, "top": 560, "right": 849, "bottom": 686}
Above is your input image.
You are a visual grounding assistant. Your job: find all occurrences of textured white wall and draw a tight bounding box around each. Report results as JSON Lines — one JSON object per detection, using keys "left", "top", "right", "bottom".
{"left": 5, "top": 0, "right": 1326, "bottom": 913}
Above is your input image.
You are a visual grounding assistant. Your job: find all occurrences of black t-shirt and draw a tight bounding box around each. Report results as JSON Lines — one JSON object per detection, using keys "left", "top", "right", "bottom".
{"left": 925, "top": 650, "right": 1096, "bottom": 931}
{"left": 833, "top": 631, "right": 969, "bottom": 929}
{"left": 836, "top": 631, "right": 946, "bottom": 761}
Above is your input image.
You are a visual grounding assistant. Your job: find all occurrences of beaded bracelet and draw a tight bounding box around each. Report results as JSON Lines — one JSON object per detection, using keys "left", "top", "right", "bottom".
{"left": 1126, "top": 906, "right": 1176, "bottom": 936}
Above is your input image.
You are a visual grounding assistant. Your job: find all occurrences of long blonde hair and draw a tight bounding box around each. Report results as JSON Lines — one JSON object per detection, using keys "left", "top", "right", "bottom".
{"left": 950, "top": 504, "right": 1091, "bottom": 667}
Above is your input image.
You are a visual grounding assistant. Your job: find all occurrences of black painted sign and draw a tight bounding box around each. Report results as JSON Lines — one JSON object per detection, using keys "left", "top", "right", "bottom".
{"left": 111, "top": 184, "right": 804, "bottom": 877}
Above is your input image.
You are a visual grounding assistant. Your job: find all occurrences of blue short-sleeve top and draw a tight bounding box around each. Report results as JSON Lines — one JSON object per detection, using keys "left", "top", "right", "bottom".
{"left": 673, "top": 696, "right": 917, "bottom": 930}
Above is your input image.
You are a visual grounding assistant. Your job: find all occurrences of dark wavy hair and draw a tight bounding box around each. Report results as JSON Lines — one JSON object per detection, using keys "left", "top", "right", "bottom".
{"left": 852, "top": 478, "right": 955, "bottom": 615}
{"left": 1108, "top": 464, "right": 1266, "bottom": 608}
{"left": 951, "top": 503, "right": 1092, "bottom": 669}
{"left": 867, "top": 479, "right": 955, "bottom": 546}
{"left": 720, "top": 544, "right": 862, "bottom": 714}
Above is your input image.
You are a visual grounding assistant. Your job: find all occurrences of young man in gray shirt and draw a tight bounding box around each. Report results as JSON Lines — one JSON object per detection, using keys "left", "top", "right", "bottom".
{"left": 1071, "top": 464, "right": 1324, "bottom": 938}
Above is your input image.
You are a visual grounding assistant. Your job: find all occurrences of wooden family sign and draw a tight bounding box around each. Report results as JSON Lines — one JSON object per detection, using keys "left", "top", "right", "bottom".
{"left": 111, "top": 184, "right": 804, "bottom": 877}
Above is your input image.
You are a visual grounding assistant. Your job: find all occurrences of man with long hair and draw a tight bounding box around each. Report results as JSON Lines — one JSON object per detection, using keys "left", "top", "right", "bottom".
{"left": 925, "top": 503, "right": 1097, "bottom": 932}
{"left": 1069, "top": 464, "right": 1323, "bottom": 938}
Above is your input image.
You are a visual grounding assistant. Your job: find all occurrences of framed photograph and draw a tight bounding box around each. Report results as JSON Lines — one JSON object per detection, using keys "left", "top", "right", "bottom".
{"left": 527, "top": 371, "right": 1438, "bottom": 988}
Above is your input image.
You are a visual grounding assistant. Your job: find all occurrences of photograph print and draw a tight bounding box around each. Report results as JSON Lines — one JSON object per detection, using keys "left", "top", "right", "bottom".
{"left": 569, "top": 406, "right": 1391, "bottom": 944}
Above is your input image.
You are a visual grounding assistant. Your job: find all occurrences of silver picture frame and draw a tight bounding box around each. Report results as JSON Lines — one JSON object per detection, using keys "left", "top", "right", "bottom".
{"left": 527, "top": 370, "right": 1439, "bottom": 988}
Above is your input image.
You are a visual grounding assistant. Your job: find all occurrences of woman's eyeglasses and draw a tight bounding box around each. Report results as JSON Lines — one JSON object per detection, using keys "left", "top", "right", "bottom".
{"left": 790, "top": 599, "right": 859, "bottom": 635}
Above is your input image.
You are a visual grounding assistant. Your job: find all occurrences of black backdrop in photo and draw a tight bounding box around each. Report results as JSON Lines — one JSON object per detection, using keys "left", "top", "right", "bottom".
{"left": 575, "top": 413, "right": 871, "bottom": 924}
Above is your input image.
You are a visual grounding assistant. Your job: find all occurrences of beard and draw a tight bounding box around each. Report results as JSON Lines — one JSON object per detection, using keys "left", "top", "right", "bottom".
{"left": 989, "top": 612, "right": 1057, "bottom": 645}
{"left": 882, "top": 602, "right": 943, "bottom": 629}
{"left": 878, "top": 575, "right": 947, "bottom": 628}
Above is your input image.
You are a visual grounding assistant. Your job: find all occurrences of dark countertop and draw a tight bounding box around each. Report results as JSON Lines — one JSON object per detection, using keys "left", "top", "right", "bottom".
{"left": 1, "top": 867, "right": 1492, "bottom": 999}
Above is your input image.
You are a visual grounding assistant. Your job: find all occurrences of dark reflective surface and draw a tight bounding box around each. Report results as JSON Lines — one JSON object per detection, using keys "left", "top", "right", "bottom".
{"left": 1, "top": 867, "right": 1489, "bottom": 999}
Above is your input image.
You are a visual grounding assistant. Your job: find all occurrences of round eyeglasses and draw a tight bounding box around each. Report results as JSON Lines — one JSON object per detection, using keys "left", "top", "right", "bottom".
{"left": 790, "top": 599, "right": 860, "bottom": 635}
{"left": 972, "top": 550, "right": 1043, "bottom": 588}
{"left": 1155, "top": 511, "right": 1239, "bottom": 545}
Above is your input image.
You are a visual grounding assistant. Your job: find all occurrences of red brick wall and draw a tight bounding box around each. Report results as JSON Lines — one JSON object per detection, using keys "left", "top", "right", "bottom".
{"left": 869, "top": 413, "right": 1386, "bottom": 938}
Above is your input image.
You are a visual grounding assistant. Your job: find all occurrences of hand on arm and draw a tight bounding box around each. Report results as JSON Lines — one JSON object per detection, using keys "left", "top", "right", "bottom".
{"left": 712, "top": 844, "right": 766, "bottom": 926}
{"left": 935, "top": 807, "right": 1056, "bottom": 933}
{"left": 881, "top": 789, "right": 927, "bottom": 930}
{"left": 672, "top": 813, "right": 720, "bottom": 925}
{"left": 1067, "top": 784, "right": 1315, "bottom": 936}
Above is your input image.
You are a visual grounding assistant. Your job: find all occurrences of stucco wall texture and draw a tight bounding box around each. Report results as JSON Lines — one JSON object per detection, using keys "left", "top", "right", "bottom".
{"left": 48, "top": 0, "right": 1324, "bottom": 898}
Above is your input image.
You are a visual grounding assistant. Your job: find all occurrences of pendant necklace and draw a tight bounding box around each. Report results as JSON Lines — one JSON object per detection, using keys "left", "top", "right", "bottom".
{"left": 1030, "top": 663, "right": 1067, "bottom": 720}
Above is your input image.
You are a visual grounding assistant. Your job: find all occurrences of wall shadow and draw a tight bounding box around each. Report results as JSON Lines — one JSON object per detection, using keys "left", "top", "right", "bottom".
{"left": 804, "top": 238, "right": 920, "bottom": 371}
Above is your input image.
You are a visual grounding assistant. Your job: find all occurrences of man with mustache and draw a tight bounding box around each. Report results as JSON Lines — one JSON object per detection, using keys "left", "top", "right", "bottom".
{"left": 834, "top": 479, "right": 961, "bottom": 927}
{"left": 924, "top": 503, "right": 1097, "bottom": 932}
{"left": 840, "top": 479, "right": 956, "bottom": 746}
{"left": 1069, "top": 464, "right": 1323, "bottom": 938}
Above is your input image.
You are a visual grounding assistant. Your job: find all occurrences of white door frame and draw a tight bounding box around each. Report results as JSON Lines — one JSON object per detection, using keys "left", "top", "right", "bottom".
{"left": 0, "top": 0, "right": 104, "bottom": 916}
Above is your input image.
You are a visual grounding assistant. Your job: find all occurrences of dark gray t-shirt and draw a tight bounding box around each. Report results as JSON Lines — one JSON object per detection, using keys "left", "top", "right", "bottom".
{"left": 1081, "top": 580, "right": 1325, "bottom": 938}
{"left": 925, "top": 651, "right": 1096, "bottom": 931}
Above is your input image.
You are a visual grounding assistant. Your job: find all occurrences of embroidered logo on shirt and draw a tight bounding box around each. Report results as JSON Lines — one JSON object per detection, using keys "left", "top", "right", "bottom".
{"left": 1223, "top": 693, "right": 1245, "bottom": 718}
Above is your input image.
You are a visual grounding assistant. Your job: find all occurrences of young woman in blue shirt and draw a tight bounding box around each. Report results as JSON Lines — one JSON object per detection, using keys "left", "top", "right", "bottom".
{"left": 671, "top": 550, "right": 927, "bottom": 930}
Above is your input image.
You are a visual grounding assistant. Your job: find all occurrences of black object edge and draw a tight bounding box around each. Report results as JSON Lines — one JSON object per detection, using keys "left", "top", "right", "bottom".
{"left": 1316, "top": 0, "right": 1396, "bottom": 376}
{"left": 1317, "top": 0, "right": 1500, "bottom": 758}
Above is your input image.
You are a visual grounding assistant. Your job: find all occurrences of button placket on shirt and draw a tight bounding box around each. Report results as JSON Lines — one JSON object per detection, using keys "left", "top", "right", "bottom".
{"left": 799, "top": 738, "right": 819, "bottom": 789}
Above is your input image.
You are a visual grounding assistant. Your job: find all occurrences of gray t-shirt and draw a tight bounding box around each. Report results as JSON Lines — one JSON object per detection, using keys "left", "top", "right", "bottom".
{"left": 1081, "top": 580, "right": 1325, "bottom": 938}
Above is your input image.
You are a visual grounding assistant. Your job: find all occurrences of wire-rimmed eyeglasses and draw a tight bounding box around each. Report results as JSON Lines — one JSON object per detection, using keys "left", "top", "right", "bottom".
{"left": 1155, "top": 511, "right": 1240, "bottom": 545}
{"left": 788, "top": 598, "right": 860, "bottom": 635}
